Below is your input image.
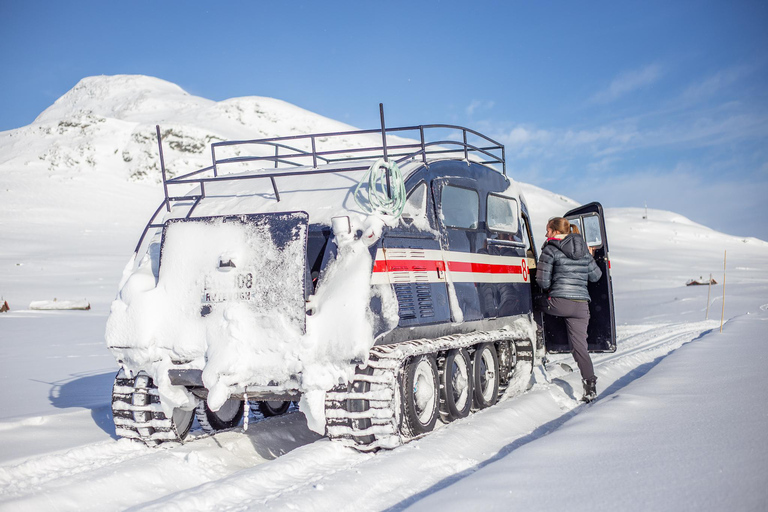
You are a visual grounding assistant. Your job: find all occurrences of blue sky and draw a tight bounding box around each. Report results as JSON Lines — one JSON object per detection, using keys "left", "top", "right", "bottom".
{"left": 2, "top": 0, "right": 767, "bottom": 240}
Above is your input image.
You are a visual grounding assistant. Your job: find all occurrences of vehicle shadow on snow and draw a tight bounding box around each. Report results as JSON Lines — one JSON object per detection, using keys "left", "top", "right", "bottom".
{"left": 385, "top": 353, "right": 683, "bottom": 512}
{"left": 44, "top": 370, "right": 118, "bottom": 438}
{"left": 241, "top": 408, "right": 325, "bottom": 460}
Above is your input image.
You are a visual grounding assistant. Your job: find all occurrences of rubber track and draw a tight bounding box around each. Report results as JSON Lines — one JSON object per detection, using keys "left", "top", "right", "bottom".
{"left": 111, "top": 369, "right": 186, "bottom": 446}
{"left": 194, "top": 402, "right": 216, "bottom": 434}
{"left": 324, "top": 327, "right": 532, "bottom": 451}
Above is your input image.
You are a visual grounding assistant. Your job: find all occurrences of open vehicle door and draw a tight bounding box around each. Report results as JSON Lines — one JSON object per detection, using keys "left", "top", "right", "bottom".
{"left": 542, "top": 202, "right": 617, "bottom": 354}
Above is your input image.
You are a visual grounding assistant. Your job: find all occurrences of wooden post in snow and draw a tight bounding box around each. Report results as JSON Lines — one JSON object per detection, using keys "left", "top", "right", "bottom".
{"left": 720, "top": 251, "right": 727, "bottom": 332}
{"left": 706, "top": 273, "right": 712, "bottom": 320}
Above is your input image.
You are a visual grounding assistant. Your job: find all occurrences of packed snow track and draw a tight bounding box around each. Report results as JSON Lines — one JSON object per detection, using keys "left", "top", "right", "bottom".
{"left": 0, "top": 320, "right": 717, "bottom": 511}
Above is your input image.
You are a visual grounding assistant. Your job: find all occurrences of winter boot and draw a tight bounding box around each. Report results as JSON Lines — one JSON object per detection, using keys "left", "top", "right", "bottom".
{"left": 581, "top": 378, "right": 597, "bottom": 403}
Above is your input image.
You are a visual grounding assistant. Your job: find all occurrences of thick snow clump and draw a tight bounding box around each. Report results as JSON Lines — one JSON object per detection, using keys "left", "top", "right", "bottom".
{"left": 105, "top": 208, "right": 397, "bottom": 432}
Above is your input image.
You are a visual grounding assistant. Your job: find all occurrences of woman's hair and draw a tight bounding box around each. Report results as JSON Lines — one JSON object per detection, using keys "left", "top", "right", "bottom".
{"left": 547, "top": 217, "right": 580, "bottom": 235}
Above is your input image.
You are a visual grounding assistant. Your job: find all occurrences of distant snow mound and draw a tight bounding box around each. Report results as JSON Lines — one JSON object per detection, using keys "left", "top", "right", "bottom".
{"left": 1, "top": 74, "right": 363, "bottom": 182}
{"left": 611, "top": 208, "right": 705, "bottom": 227}
{"left": 33, "top": 75, "right": 200, "bottom": 125}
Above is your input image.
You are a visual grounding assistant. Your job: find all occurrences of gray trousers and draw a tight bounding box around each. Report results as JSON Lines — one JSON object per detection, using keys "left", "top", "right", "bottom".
{"left": 546, "top": 297, "right": 595, "bottom": 381}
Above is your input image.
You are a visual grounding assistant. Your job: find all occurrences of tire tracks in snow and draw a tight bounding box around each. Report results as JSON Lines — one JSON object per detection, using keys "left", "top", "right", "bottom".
{"left": 0, "top": 320, "right": 718, "bottom": 511}
{"left": 0, "top": 414, "right": 322, "bottom": 510}
{"left": 0, "top": 440, "right": 146, "bottom": 499}
{"left": 130, "top": 320, "right": 718, "bottom": 511}
{"left": 595, "top": 320, "right": 718, "bottom": 367}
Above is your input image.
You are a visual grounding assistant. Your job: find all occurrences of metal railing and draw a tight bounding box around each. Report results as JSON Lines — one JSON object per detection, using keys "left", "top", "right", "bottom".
{"left": 133, "top": 112, "right": 506, "bottom": 254}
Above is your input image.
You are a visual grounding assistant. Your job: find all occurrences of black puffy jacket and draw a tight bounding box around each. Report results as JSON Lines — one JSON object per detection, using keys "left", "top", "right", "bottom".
{"left": 536, "top": 234, "right": 602, "bottom": 301}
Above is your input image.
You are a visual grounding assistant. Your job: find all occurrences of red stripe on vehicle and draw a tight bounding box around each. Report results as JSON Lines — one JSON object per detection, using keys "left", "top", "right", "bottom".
{"left": 447, "top": 261, "right": 523, "bottom": 274}
{"left": 373, "top": 259, "right": 442, "bottom": 272}
{"left": 373, "top": 259, "right": 521, "bottom": 275}
{"left": 372, "top": 260, "right": 390, "bottom": 273}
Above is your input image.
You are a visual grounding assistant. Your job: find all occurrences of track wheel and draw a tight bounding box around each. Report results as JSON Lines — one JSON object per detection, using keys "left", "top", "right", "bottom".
{"left": 133, "top": 373, "right": 195, "bottom": 443}
{"left": 403, "top": 354, "right": 439, "bottom": 435}
{"left": 112, "top": 370, "right": 195, "bottom": 445}
{"left": 169, "top": 407, "right": 196, "bottom": 441}
{"left": 347, "top": 365, "right": 376, "bottom": 446}
{"left": 440, "top": 348, "right": 473, "bottom": 422}
{"left": 195, "top": 397, "right": 245, "bottom": 433}
{"left": 258, "top": 401, "right": 292, "bottom": 417}
{"left": 472, "top": 343, "right": 500, "bottom": 410}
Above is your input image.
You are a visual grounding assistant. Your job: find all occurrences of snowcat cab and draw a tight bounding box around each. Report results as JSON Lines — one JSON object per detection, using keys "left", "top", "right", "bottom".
{"left": 107, "top": 111, "right": 616, "bottom": 451}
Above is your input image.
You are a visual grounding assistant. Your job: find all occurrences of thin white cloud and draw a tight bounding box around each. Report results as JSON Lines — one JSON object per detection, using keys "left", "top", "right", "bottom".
{"left": 681, "top": 65, "right": 750, "bottom": 103}
{"left": 490, "top": 105, "right": 768, "bottom": 163}
{"left": 494, "top": 125, "right": 553, "bottom": 159}
{"left": 466, "top": 100, "right": 495, "bottom": 117}
{"left": 503, "top": 126, "right": 551, "bottom": 146}
{"left": 590, "top": 64, "right": 663, "bottom": 104}
{"left": 494, "top": 123, "right": 636, "bottom": 159}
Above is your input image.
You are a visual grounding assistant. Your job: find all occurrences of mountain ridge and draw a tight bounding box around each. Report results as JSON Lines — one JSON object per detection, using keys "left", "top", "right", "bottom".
{"left": 0, "top": 74, "right": 362, "bottom": 182}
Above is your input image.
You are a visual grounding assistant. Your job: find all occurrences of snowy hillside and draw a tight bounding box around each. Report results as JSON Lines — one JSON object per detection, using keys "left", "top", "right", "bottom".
{"left": 1, "top": 75, "right": 365, "bottom": 181}
{"left": 1, "top": 75, "right": 767, "bottom": 511}
{"left": 0, "top": 75, "right": 393, "bottom": 311}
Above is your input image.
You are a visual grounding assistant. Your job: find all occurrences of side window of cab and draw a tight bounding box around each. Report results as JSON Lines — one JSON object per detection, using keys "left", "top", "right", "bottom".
{"left": 487, "top": 194, "right": 521, "bottom": 241}
{"left": 401, "top": 182, "right": 429, "bottom": 229}
{"left": 440, "top": 185, "right": 479, "bottom": 229}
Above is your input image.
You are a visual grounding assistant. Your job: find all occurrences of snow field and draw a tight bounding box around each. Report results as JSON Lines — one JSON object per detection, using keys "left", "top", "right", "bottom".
{"left": 0, "top": 414, "right": 323, "bottom": 511}
{"left": 409, "top": 309, "right": 768, "bottom": 512}
{"left": 0, "top": 315, "right": 721, "bottom": 511}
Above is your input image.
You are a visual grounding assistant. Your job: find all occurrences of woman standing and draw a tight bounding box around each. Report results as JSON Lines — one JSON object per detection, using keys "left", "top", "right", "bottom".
{"left": 536, "top": 217, "right": 602, "bottom": 402}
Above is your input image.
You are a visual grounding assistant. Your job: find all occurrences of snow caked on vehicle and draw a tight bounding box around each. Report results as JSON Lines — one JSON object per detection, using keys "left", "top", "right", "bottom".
{"left": 106, "top": 108, "right": 617, "bottom": 451}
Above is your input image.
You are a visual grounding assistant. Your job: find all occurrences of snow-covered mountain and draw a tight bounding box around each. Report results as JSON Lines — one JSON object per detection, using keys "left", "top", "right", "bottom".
{"left": 1, "top": 75, "right": 363, "bottom": 181}
{"left": 0, "top": 75, "right": 399, "bottom": 310}
{"left": 1, "top": 75, "right": 767, "bottom": 511}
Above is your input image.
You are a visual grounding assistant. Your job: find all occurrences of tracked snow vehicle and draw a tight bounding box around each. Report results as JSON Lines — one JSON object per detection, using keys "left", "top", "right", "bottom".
{"left": 107, "top": 109, "right": 616, "bottom": 450}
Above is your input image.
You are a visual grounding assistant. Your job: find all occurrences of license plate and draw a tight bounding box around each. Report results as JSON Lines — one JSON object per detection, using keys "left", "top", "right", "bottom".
{"left": 201, "top": 272, "right": 255, "bottom": 304}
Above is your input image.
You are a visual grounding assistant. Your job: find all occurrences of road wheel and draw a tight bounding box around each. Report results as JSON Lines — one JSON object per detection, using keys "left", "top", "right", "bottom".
{"left": 196, "top": 397, "right": 244, "bottom": 432}
{"left": 258, "top": 401, "right": 292, "bottom": 417}
{"left": 440, "top": 348, "right": 473, "bottom": 422}
{"left": 472, "top": 343, "right": 500, "bottom": 410}
{"left": 169, "top": 406, "right": 195, "bottom": 440}
{"left": 402, "top": 354, "right": 439, "bottom": 435}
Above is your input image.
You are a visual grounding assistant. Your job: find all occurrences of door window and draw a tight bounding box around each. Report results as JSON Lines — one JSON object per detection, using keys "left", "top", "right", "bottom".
{"left": 569, "top": 217, "right": 583, "bottom": 237}
{"left": 441, "top": 185, "right": 479, "bottom": 229}
{"left": 582, "top": 214, "right": 603, "bottom": 247}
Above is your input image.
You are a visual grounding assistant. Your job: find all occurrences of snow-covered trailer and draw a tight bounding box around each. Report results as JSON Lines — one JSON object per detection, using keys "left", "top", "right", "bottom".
{"left": 107, "top": 114, "right": 616, "bottom": 450}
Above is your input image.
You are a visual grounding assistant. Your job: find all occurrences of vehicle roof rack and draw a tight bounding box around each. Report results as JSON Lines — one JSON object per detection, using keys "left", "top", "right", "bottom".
{"left": 135, "top": 105, "right": 506, "bottom": 253}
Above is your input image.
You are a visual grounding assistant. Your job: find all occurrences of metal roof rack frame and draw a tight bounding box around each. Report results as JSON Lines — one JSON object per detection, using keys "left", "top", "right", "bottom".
{"left": 134, "top": 105, "right": 506, "bottom": 254}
